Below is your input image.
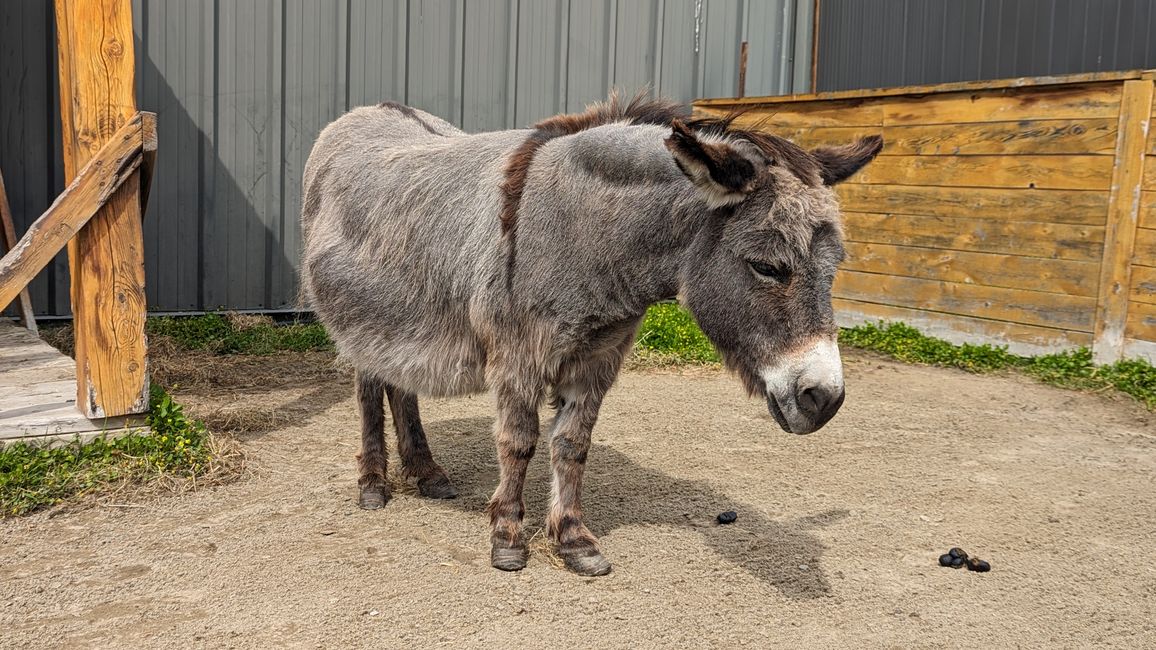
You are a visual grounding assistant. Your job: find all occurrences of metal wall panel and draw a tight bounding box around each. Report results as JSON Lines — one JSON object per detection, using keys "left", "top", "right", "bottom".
{"left": 2, "top": 0, "right": 808, "bottom": 316}
{"left": 817, "top": 0, "right": 1156, "bottom": 92}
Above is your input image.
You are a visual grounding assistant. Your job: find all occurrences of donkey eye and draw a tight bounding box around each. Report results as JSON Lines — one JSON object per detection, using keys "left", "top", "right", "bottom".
{"left": 748, "top": 261, "right": 791, "bottom": 284}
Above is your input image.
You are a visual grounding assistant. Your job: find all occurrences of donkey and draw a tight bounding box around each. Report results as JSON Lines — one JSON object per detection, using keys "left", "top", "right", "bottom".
{"left": 300, "top": 92, "right": 882, "bottom": 576}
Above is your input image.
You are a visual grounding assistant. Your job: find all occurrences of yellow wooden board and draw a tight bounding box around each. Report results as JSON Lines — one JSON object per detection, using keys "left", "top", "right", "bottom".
{"left": 1138, "top": 191, "right": 1156, "bottom": 230}
{"left": 880, "top": 84, "right": 1123, "bottom": 125}
{"left": 1125, "top": 300, "right": 1156, "bottom": 341}
{"left": 1135, "top": 228, "right": 1156, "bottom": 264}
{"left": 698, "top": 101, "right": 884, "bottom": 129}
{"left": 842, "top": 241, "right": 1100, "bottom": 297}
{"left": 836, "top": 184, "right": 1109, "bottom": 225}
{"left": 846, "top": 154, "right": 1113, "bottom": 190}
{"left": 843, "top": 212, "right": 1106, "bottom": 262}
{"left": 740, "top": 119, "right": 1119, "bottom": 156}
{"left": 1130, "top": 265, "right": 1156, "bottom": 305}
{"left": 835, "top": 298, "right": 1092, "bottom": 350}
{"left": 834, "top": 270, "right": 1096, "bottom": 331}
{"left": 697, "top": 70, "right": 1147, "bottom": 107}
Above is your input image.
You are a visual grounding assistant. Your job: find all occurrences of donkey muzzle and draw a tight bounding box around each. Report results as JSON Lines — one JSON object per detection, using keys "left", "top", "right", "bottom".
{"left": 761, "top": 338, "right": 845, "bottom": 435}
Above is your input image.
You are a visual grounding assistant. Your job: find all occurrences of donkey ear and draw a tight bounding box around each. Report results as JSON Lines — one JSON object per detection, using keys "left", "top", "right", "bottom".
{"left": 811, "top": 135, "right": 884, "bottom": 185}
{"left": 665, "top": 119, "right": 757, "bottom": 208}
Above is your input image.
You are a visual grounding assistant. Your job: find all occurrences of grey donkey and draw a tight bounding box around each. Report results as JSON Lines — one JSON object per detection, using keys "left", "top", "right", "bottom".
{"left": 300, "top": 93, "right": 882, "bottom": 576}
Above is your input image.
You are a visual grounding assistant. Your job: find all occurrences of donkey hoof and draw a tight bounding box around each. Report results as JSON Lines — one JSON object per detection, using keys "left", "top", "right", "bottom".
{"left": 357, "top": 485, "right": 391, "bottom": 510}
{"left": 559, "top": 546, "right": 612, "bottom": 576}
{"left": 417, "top": 474, "right": 459, "bottom": 500}
{"left": 491, "top": 545, "right": 529, "bottom": 571}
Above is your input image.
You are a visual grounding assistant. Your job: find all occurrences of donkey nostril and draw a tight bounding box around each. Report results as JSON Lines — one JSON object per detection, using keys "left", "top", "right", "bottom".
{"left": 798, "top": 384, "right": 842, "bottom": 420}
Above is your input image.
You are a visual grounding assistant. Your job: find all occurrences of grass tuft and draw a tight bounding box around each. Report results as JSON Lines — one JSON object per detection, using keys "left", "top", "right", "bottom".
{"left": 147, "top": 313, "right": 331, "bottom": 355}
{"left": 0, "top": 385, "right": 233, "bottom": 517}
{"left": 635, "top": 302, "right": 721, "bottom": 364}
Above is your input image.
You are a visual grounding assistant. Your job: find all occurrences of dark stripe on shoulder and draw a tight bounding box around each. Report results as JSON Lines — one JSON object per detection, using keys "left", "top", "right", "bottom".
{"left": 499, "top": 90, "right": 686, "bottom": 236}
{"left": 378, "top": 100, "right": 441, "bottom": 136}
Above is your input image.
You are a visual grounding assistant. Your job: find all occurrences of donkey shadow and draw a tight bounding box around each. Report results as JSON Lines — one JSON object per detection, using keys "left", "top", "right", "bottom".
{"left": 416, "top": 416, "right": 846, "bottom": 600}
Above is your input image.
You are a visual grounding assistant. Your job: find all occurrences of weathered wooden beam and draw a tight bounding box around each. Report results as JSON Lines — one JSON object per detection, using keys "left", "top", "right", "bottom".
{"left": 0, "top": 169, "right": 37, "bottom": 332}
{"left": 0, "top": 115, "right": 151, "bottom": 316}
{"left": 1093, "top": 79, "right": 1153, "bottom": 365}
{"left": 55, "top": 0, "right": 149, "bottom": 418}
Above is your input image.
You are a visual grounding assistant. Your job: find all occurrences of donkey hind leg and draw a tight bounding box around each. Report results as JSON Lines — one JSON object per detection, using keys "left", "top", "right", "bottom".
{"left": 485, "top": 384, "right": 541, "bottom": 571}
{"left": 356, "top": 371, "right": 391, "bottom": 510}
{"left": 385, "top": 385, "right": 458, "bottom": 499}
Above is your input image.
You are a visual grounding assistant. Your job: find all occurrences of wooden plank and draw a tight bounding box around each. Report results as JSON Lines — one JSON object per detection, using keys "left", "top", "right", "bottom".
{"left": 835, "top": 298, "right": 1092, "bottom": 357}
{"left": 695, "top": 70, "right": 1147, "bottom": 107}
{"left": 836, "top": 184, "right": 1109, "bottom": 226}
{"left": 1130, "top": 265, "right": 1156, "bottom": 305}
{"left": 847, "top": 155, "right": 1114, "bottom": 190}
{"left": 0, "top": 115, "right": 149, "bottom": 313}
{"left": 1137, "top": 191, "right": 1156, "bottom": 229}
{"left": 843, "top": 279, "right": 1096, "bottom": 332}
{"left": 0, "top": 170, "right": 36, "bottom": 332}
{"left": 697, "top": 99, "right": 884, "bottom": 128}
{"left": 1093, "top": 79, "right": 1153, "bottom": 364}
{"left": 834, "top": 271, "right": 1096, "bottom": 332}
{"left": 741, "top": 119, "right": 1119, "bottom": 156}
{"left": 880, "top": 119, "right": 1118, "bottom": 156}
{"left": 843, "top": 212, "right": 1105, "bottom": 262}
{"left": 1125, "top": 300, "right": 1156, "bottom": 342}
{"left": 843, "top": 242, "right": 1100, "bottom": 297}
{"left": 1135, "top": 228, "right": 1156, "bottom": 263}
{"left": 881, "top": 84, "right": 1124, "bottom": 126}
{"left": 55, "top": 0, "right": 150, "bottom": 418}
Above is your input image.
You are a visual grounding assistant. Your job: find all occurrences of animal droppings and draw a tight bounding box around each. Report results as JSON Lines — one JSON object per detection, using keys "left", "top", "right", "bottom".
{"left": 938, "top": 547, "right": 991, "bottom": 573}
{"left": 717, "top": 511, "right": 738, "bottom": 525}
{"left": 966, "top": 558, "right": 991, "bottom": 573}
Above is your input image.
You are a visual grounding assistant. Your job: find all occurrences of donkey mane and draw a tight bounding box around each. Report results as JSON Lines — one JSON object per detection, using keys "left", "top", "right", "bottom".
{"left": 499, "top": 91, "right": 823, "bottom": 236}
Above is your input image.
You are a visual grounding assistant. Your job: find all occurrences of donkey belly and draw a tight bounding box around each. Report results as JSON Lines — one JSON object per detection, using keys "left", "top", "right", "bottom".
{"left": 307, "top": 242, "right": 488, "bottom": 397}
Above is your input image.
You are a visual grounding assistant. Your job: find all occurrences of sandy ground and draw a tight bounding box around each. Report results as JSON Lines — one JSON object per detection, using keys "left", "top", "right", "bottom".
{"left": 2, "top": 350, "right": 1155, "bottom": 649}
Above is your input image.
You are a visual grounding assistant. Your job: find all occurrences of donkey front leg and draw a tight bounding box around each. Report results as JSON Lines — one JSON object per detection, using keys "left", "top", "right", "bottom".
{"left": 385, "top": 385, "right": 458, "bottom": 499}
{"left": 356, "top": 371, "right": 390, "bottom": 509}
{"left": 547, "top": 386, "right": 611, "bottom": 576}
{"left": 485, "top": 385, "right": 541, "bottom": 571}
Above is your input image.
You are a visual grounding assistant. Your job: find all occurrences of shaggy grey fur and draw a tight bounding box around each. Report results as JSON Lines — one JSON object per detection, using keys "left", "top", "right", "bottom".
{"left": 301, "top": 97, "right": 881, "bottom": 575}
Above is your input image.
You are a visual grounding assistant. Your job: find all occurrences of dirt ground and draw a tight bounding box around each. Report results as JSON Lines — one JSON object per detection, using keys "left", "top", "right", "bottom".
{"left": 2, "top": 349, "right": 1154, "bottom": 649}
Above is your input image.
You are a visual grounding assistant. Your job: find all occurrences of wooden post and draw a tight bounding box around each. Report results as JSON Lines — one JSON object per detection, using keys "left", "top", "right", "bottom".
{"left": 0, "top": 170, "right": 37, "bottom": 333}
{"left": 737, "top": 41, "right": 748, "bottom": 98}
{"left": 1093, "top": 79, "right": 1153, "bottom": 365}
{"left": 55, "top": 0, "right": 148, "bottom": 417}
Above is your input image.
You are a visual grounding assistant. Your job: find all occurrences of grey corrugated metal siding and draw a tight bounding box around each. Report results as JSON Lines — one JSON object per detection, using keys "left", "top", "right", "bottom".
{"left": 817, "top": 0, "right": 1156, "bottom": 92}
{"left": 1, "top": 0, "right": 809, "bottom": 316}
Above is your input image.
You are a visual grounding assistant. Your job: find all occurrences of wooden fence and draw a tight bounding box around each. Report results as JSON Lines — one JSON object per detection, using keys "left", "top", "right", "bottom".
{"left": 696, "top": 70, "right": 1156, "bottom": 364}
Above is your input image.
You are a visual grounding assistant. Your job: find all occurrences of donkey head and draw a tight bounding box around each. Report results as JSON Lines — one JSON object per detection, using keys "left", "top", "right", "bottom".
{"left": 665, "top": 119, "right": 882, "bottom": 434}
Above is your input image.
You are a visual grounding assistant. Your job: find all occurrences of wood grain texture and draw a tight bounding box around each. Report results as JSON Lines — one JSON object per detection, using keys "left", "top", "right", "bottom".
{"left": 0, "top": 321, "right": 146, "bottom": 442}
{"left": 880, "top": 84, "right": 1124, "bottom": 125}
{"left": 1138, "top": 191, "right": 1156, "bottom": 229}
{"left": 696, "top": 69, "right": 1147, "bottom": 107}
{"left": 0, "top": 116, "right": 147, "bottom": 315}
{"left": 836, "top": 184, "right": 1110, "bottom": 225}
{"left": 834, "top": 271, "right": 1096, "bottom": 332}
{"left": 1125, "top": 300, "right": 1156, "bottom": 342}
{"left": 55, "top": 0, "right": 149, "bottom": 418}
{"left": 0, "top": 169, "right": 36, "bottom": 332}
{"left": 843, "top": 212, "right": 1105, "bottom": 262}
{"left": 743, "top": 119, "right": 1118, "bottom": 157}
{"left": 842, "top": 242, "right": 1100, "bottom": 297}
{"left": 835, "top": 298, "right": 1093, "bottom": 355}
{"left": 846, "top": 154, "right": 1114, "bottom": 190}
{"left": 1094, "top": 80, "right": 1153, "bottom": 363}
{"left": 1134, "top": 228, "right": 1156, "bottom": 263}
{"left": 698, "top": 100, "right": 884, "bottom": 129}
{"left": 1130, "top": 265, "right": 1156, "bottom": 305}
